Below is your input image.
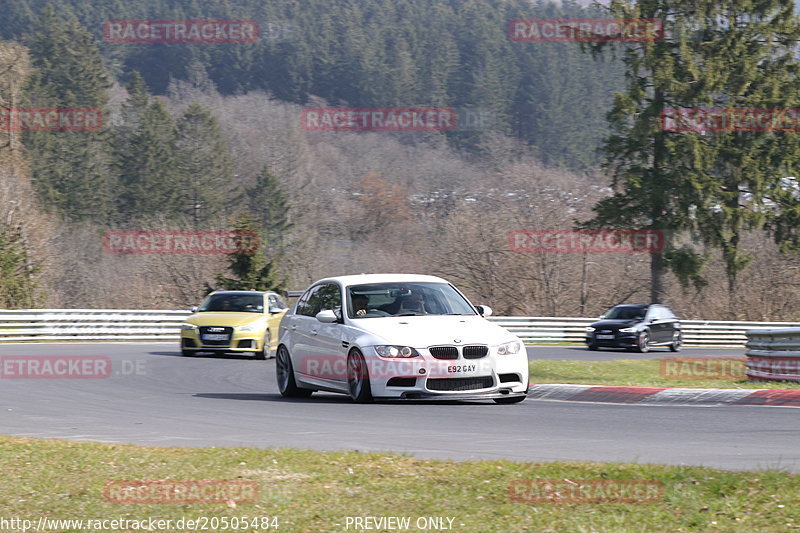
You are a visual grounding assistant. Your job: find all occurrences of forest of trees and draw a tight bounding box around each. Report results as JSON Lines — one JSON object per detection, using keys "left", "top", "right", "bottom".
{"left": 3, "top": 0, "right": 800, "bottom": 321}
{"left": 0, "top": 0, "right": 625, "bottom": 170}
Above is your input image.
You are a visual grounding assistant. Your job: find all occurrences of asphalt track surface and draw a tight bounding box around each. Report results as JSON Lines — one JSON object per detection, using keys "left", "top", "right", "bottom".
{"left": 0, "top": 343, "right": 798, "bottom": 473}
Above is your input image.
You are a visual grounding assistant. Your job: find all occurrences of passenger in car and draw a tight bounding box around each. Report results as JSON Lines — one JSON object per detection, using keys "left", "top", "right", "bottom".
{"left": 398, "top": 291, "right": 426, "bottom": 314}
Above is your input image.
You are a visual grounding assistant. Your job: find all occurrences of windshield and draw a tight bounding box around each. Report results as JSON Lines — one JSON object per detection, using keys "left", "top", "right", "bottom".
{"left": 198, "top": 293, "right": 264, "bottom": 313}
{"left": 346, "top": 282, "right": 476, "bottom": 318}
{"left": 603, "top": 306, "right": 647, "bottom": 320}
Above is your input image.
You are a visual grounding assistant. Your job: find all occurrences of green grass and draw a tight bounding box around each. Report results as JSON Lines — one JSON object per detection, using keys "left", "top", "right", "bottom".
{"left": 531, "top": 359, "right": 800, "bottom": 389}
{"left": 1, "top": 436, "right": 799, "bottom": 532}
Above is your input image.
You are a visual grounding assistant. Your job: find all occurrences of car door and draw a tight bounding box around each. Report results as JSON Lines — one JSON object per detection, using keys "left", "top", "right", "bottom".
{"left": 646, "top": 306, "right": 668, "bottom": 343}
{"left": 304, "top": 283, "right": 348, "bottom": 383}
{"left": 661, "top": 306, "right": 680, "bottom": 341}
{"left": 286, "top": 285, "right": 323, "bottom": 366}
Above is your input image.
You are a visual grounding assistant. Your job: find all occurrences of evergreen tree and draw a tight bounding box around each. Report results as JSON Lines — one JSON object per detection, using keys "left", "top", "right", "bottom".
{"left": 175, "top": 103, "right": 236, "bottom": 225}
{"left": 247, "top": 166, "right": 292, "bottom": 252}
{"left": 113, "top": 74, "right": 185, "bottom": 220}
{"left": 211, "top": 213, "right": 283, "bottom": 292}
{"left": 23, "top": 5, "right": 113, "bottom": 221}
{"left": 682, "top": 3, "right": 800, "bottom": 299}
{"left": 583, "top": 0, "right": 800, "bottom": 302}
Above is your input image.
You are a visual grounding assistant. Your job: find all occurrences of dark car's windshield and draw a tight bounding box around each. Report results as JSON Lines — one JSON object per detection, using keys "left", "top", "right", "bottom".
{"left": 347, "top": 282, "right": 476, "bottom": 318}
{"left": 603, "top": 306, "right": 647, "bottom": 320}
{"left": 199, "top": 293, "right": 264, "bottom": 313}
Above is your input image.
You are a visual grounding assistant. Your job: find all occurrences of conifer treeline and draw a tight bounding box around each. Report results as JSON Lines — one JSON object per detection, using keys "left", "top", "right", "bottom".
{"left": 1, "top": 0, "right": 625, "bottom": 170}
{"left": 15, "top": 7, "right": 242, "bottom": 224}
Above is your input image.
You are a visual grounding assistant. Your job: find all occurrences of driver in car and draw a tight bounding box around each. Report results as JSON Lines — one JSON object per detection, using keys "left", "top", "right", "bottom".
{"left": 352, "top": 294, "right": 369, "bottom": 316}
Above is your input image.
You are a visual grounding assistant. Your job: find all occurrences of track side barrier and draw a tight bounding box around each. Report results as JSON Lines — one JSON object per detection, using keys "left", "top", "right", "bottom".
{"left": 0, "top": 310, "right": 794, "bottom": 347}
{"left": 745, "top": 328, "right": 800, "bottom": 382}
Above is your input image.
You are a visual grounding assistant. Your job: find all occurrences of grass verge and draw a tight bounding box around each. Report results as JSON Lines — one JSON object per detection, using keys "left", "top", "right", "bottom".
{"left": 531, "top": 359, "right": 800, "bottom": 389}
{"left": 1, "top": 435, "right": 798, "bottom": 532}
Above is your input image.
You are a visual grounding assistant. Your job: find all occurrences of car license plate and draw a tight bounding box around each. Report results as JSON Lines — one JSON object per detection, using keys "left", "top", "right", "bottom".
{"left": 202, "top": 333, "right": 229, "bottom": 341}
{"left": 596, "top": 334, "right": 615, "bottom": 340}
{"left": 447, "top": 364, "right": 476, "bottom": 373}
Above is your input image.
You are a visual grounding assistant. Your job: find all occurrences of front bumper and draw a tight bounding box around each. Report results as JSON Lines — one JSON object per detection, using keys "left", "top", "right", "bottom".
{"left": 395, "top": 389, "right": 528, "bottom": 401}
{"left": 181, "top": 332, "right": 263, "bottom": 353}
{"left": 363, "top": 355, "right": 529, "bottom": 399}
{"left": 586, "top": 333, "right": 638, "bottom": 348}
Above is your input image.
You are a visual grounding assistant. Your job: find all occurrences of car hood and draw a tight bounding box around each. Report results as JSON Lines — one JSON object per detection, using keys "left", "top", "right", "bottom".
{"left": 352, "top": 315, "right": 518, "bottom": 346}
{"left": 590, "top": 319, "right": 641, "bottom": 328}
{"left": 186, "top": 312, "right": 265, "bottom": 327}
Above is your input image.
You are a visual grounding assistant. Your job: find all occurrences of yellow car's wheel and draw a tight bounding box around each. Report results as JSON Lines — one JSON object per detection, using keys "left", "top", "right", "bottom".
{"left": 254, "top": 331, "right": 269, "bottom": 360}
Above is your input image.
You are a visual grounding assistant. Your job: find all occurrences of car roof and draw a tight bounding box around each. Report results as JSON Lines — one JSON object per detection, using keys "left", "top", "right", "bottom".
{"left": 207, "top": 290, "right": 275, "bottom": 295}
{"left": 612, "top": 303, "right": 673, "bottom": 311}
{"left": 309, "top": 273, "right": 449, "bottom": 287}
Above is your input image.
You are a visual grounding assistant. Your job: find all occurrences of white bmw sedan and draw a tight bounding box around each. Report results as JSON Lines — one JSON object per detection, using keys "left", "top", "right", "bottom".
{"left": 276, "top": 274, "right": 529, "bottom": 403}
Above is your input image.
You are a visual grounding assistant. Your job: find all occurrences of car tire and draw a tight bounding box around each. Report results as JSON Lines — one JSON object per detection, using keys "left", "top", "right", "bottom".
{"left": 181, "top": 349, "right": 193, "bottom": 357}
{"left": 276, "top": 345, "right": 312, "bottom": 398}
{"left": 347, "top": 349, "right": 373, "bottom": 403}
{"left": 494, "top": 396, "right": 526, "bottom": 404}
{"left": 635, "top": 331, "right": 650, "bottom": 353}
{"left": 670, "top": 332, "right": 682, "bottom": 352}
{"left": 254, "top": 331, "right": 269, "bottom": 360}
{"left": 587, "top": 342, "right": 599, "bottom": 351}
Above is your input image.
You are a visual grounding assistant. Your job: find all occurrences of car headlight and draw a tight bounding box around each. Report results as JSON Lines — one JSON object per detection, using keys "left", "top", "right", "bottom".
{"left": 181, "top": 324, "right": 198, "bottom": 331}
{"left": 238, "top": 324, "right": 260, "bottom": 332}
{"left": 619, "top": 327, "right": 637, "bottom": 333}
{"left": 375, "top": 345, "right": 419, "bottom": 358}
{"left": 585, "top": 327, "right": 595, "bottom": 332}
{"left": 497, "top": 341, "right": 522, "bottom": 355}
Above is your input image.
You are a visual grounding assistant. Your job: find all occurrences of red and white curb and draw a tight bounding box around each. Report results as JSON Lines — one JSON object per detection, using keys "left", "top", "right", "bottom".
{"left": 528, "top": 384, "right": 800, "bottom": 407}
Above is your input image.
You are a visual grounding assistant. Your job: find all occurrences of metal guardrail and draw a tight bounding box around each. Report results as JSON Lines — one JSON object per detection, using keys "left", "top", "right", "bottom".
{"left": 0, "top": 309, "right": 795, "bottom": 347}
{"left": 488, "top": 316, "right": 799, "bottom": 348}
{"left": 745, "top": 328, "right": 800, "bottom": 382}
{"left": 0, "top": 309, "right": 191, "bottom": 342}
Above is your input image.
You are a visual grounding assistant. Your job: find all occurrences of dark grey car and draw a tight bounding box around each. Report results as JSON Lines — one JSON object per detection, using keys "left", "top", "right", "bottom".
{"left": 585, "top": 304, "right": 681, "bottom": 353}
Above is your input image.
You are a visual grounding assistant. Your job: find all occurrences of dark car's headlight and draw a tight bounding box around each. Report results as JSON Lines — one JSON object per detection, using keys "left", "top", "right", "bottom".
{"left": 375, "top": 345, "right": 420, "bottom": 358}
{"left": 619, "top": 327, "right": 637, "bottom": 333}
{"left": 585, "top": 327, "right": 595, "bottom": 332}
{"left": 497, "top": 341, "right": 522, "bottom": 355}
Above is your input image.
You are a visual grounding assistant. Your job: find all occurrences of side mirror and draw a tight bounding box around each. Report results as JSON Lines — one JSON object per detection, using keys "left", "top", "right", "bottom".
{"left": 475, "top": 305, "right": 493, "bottom": 317}
{"left": 315, "top": 309, "right": 339, "bottom": 323}
{"left": 190, "top": 305, "right": 198, "bottom": 313}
